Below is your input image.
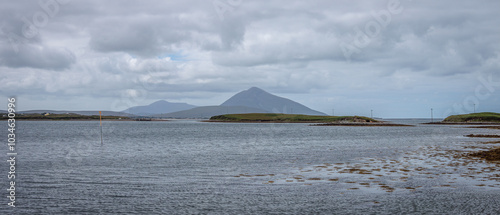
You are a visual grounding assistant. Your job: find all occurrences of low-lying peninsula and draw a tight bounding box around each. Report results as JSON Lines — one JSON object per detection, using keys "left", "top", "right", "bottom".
{"left": 207, "top": 113, "right": 411, "bottom": 126}
{"left": 208, "top": 113, "right": 377, "bottom": 123}
{"left": 425, "top": 112, "right": 500, "bottom": 125}
{"left": 1, "top": 113, "right": 130, "bottom": 121}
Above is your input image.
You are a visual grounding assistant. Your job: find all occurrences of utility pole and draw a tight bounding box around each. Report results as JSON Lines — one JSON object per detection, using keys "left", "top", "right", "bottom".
{"left": 370, "top": 110, "right": 373, "bottom": 118}
{"left": 431, "top": 108, "right": 433, "bottom": 123}
{"left": 473, "top": 103, "right": 476, "bottom": 113}
{"left": 332, "top": 108, "right": 334, "bottom": 116}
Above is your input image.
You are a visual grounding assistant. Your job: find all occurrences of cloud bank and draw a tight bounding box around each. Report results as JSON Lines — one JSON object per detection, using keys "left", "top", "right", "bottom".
{"left": 1, "top": 0, "right": 499, "bottom": 117}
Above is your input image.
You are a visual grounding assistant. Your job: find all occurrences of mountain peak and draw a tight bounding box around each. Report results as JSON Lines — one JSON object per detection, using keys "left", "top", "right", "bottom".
{"left": 151, "top": 100, "right": 170, "bottom": 104}
{"left": 247, "top": 87, "right": 265, "bottom": 92}
{"left": 242, "top": 87, "right": 270, "bottom": 96}
{"left": 221, "top": 87, "right": 326, "bottom": 115}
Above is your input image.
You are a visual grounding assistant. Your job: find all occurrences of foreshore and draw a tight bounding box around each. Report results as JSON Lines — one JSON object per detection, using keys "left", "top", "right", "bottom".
{"left": 463, "top": 126, "right": 500, "bottom": 161}
{"left": 311, "top": 122, "right": 414, "bottom": 127}
{"left": 423, "top": 122, "right": 500, "bottom": 125}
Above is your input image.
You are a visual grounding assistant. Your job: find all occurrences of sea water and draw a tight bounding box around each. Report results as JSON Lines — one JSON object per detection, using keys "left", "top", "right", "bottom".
{"left": 1, "top": 120, "right": 499, "bottom": 214}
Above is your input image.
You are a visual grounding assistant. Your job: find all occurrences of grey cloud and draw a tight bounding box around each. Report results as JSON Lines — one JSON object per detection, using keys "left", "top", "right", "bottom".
{"left": 89, "top": 19, "right": 192, "bottom": 57}
{"left": 0, "top": 2, "right": 75, "bottom": 70}
{"left": 89, "top": 23, "right": 162, "bottom": 57}
{"left": 0, "top": 43, "right": 75, "bottom": 70}
{"left": 82, "top": 0, "right": 226, "bottom": 56}
{"left": 1, "top": 0, "right": 499, "bottom": 117}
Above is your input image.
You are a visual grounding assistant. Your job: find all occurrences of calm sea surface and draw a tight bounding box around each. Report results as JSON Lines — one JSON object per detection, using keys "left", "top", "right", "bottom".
{"left": 1, "top": 120, "right": 500, "bottom": 214}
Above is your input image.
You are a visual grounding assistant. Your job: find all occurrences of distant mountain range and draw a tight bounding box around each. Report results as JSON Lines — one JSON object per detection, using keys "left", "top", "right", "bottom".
{"left": 122, "top": 100, "right": 197, "bottom": 116}
{"left": 7, "top": 87, "right": 326, "bottom": 118}
{"left": 156, "top": 87, "right": 326, "bottom": 118}
{"left": 154, "top": 106, "right": 269, "bottom": 118}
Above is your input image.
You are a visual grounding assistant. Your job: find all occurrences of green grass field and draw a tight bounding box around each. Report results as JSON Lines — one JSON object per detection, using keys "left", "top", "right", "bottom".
{"left": 443, "top": 112, "right": 500, "bottom": 123}
{"left": 209, "top": 113, "right": 377, "bottom": 123}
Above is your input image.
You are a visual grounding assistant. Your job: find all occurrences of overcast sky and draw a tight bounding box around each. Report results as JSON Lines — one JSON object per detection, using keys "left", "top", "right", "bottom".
{"left": 1, "top": 0, "right": 499, "bottom": 118}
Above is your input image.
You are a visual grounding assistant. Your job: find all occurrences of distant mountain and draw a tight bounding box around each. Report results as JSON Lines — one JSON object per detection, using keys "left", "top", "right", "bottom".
{"left": 154, "top": 106, "right": 269, "bottom": 119}
{"left": 123, "top": 100, "right": 197, "bottom": 116}
{"left": 10, "top": 88, "right": 325, "bottom": 119}
{"left": 221, "top": 87, "right": 326, "bottom": 116}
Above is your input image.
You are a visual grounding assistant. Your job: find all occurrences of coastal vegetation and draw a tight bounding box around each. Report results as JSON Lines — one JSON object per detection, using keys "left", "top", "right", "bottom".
{"left": 209, "top": 113, "right": 378, "bottom": 123}
{"left": 443, "top": 112, "right": 500, "bottom": 123}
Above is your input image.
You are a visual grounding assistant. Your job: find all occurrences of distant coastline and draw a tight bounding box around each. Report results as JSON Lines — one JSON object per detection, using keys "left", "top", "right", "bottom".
{"left": 1, "top": 113, "right": 132, "bottom": 121}
{"left": 206, "top": 113, "right": 377, "bottom": 123}
{"left": 423, "top": 112, "right": 500, "bottom": 125}
{"left": 311, "top": 122, "right": 414, "bottom": 127}
{"left": 206, "top": 113, "right": 412, "bottom": 126}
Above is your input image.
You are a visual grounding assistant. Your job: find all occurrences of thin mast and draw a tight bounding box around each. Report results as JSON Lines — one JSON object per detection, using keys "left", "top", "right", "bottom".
{"left": 99, "top": 111, "right": 103, "bottom": 145}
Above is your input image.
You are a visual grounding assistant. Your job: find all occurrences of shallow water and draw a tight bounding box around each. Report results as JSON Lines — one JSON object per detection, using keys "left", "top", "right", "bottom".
{"left": 1, "top": 120, "right": 499, "bottom": 214}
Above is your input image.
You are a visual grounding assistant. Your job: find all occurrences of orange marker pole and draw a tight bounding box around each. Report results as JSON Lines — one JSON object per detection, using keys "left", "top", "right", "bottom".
{"left": 99, "top": 111, "right": 103, "bottom": 145}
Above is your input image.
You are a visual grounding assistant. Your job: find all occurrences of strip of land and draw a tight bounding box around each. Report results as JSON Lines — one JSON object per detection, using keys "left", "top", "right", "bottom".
{"left": 467, "top": 126, "right": 500, "bottom": 130}
{"left": 312, "top": 122, "right": 414, "bottom": 127}
{"left": 1, "top": 113, "right": 131, "bottom": 121}
{"left": 424, "top": 112, "right": 500, "bottom": 125}
{"left": 207, "top": 113, "right": 377, "bottom": 123}
{"left": 425, "top": 122, "right": 500, "bottom": 125}
{"left": 207, "top": 113, "right": 412, "bottom": 126}
{"left": 465, "top": 134, "right": 500, "bottom": 138}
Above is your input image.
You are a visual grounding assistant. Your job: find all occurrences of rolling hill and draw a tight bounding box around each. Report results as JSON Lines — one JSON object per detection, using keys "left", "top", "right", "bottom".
{"left": 122, "top": 100, "right": 197, "bottom": 116}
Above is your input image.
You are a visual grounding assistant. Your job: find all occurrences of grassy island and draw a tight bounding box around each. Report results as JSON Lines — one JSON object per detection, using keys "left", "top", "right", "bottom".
{"left": 208, "top": 113, "right": 378, "bottom": 123}
{"left": 443, "top": 112, "right": 500, "bottom": 123}
{"left": 424, "top": 112, "right": 500, "bottom": 125}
